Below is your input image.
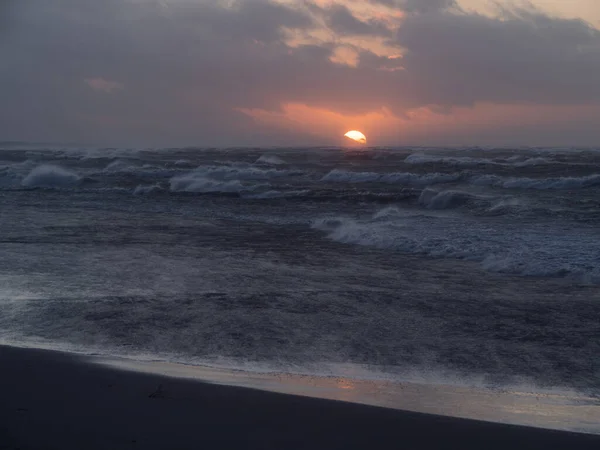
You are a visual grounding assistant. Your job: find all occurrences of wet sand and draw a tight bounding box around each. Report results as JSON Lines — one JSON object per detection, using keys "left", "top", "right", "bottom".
{"left": 1, "top": 345, "right": 599, "bottom": 450}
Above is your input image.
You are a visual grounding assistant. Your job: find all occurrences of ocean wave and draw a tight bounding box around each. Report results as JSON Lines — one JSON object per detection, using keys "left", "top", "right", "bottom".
{"left": 481, "top": 255, "right": 600, "bottom": 284}
{"left": 486, "top": 197, "right": 529, "bottom": 215}
{"left": 167, "top": 164, "right": 299, "bottom": 194}
{"left": 255, "top": 154, "right": 285, "bottom": 165}
{"left": 321, "top": 169, "right": 461, "bottom": 187}
{"left": 100, "top": 160, "right": 179, "bottom": 179}
{"left": 21, "top": 165, "right": 81, "bottom": 188}
{"left": 0, "top": 167, "right": 22, "bottom": 188}
{"left": 169, "top": 173, "right": 249, "bottom": 193}
{"left": 133, "top": 184, "right": 163, "bottom": 195}
{"left": 312, "top": 208, "right": 600, "bottom": 284}
{"left": 471, "top": 173, "right": 600, "bottom": 190}
{"left": 77, "top": 148, "right": 142, "bottom": 161}
{"left": 103, "top": 159, "right": 130, "bottom": 172}
{"left": 244, "top": 189, "right": 309, "bottom": 199}
{"left": 418, "top": 189, "right": 486, "bottom": 210}
{"left": 405, "top": 153, "right": 497, "bottom": 167}
{"left": 189, "top": 165, "right": 297, "bottom": 181}
{"left": 513, "top": 157, "right": 552, "bottom": 167}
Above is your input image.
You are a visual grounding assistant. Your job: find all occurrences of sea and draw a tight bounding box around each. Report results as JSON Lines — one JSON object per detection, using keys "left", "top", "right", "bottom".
{"left": 1, "top": 143, "right": 599, "bottom": 395}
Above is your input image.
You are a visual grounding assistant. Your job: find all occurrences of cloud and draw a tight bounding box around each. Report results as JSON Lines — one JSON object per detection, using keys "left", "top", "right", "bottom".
{"left": 1, "top": 0, "right": 599, "bottom": 146}
{"left": 368, "top": 0, "right": 456, "bottom": 13}
{"left": 399, "top": 0, "right": 457, "bottom": 14}
{"left": 324, "top": 4, "right": 391, "bottom": 36}
{"left": 393, "top": 6, "right": 600, "bottom": 109}
{"left": 85, "top": 78, "right": 124, "bottom": 94}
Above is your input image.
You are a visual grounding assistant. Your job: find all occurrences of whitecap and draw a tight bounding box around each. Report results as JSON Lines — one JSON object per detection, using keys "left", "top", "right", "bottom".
{"left": 21, "top": 165, "right": 80, "bottom": 188}
{"left": 255, "top": 155, "right": 285, "bottom": 165}
{"left": 321, "top": 169, "right": 461, "bottom": 187}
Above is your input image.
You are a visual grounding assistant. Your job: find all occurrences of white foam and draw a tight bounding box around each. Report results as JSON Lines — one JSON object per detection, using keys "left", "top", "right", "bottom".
{"left": 99, "top": 160, "right": 176, "bottom": 178}
{"left": 312, "top": 207, "right": 600, "bottom": 284}
{"left": 513, "top": 157, "right": 552, "bottom": 167}
{"left": 321, "top": 169, "right": 460, "bottom": 187}
{"left": 372, "top": 206, "right": 405, "bottom": 220}
{"left": 481, "top": 255, "right": 600, "bottom": 284}
{"left": 133, "top": 184, "right": 163, "bottom": 195}
{"left": 405, "top": 153, "right": 497, "bottom": 167}
{"left": 21, "top": 165, "right": 80, "bottom": 188}
{"left": 487, "top": 197, "right": 528, "bottom": 214}
{"left": 77, "top": 147, "right": 141, "bottom": 161}
{"left": 418, "top": 189, "right": 483, "bottom": 210}
{"left": 470, "top": 173, "right": 600, "bottom": 190}
{"left": 169, "top": 173, "right": 247, "bottom": 193}
{"left": 103, "top": 159, "right": 134, "bottom": 173}
{"left": 189, "top": 165, "right": 293, "bottom": 181}
{"left": 244, "top": 190, "right": 309, "bottom": 199}
{"left": 406, "top": 153, "right": 567, "bottom": 168}
{"left": 168, "top": 165, "right": 291, "bottom": 193}
{"left": 255, "top": 154, "right": 285, "bottom": 165}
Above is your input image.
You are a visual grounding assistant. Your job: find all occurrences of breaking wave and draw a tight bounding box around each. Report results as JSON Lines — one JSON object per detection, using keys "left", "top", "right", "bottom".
{"left": 312, "top": 208, "right": 600, "bottom": 284}
{"left": 471, "top": 173, "right": 600, "bottom": 190}
{"left": 21, "top": 165, "right": 81, "bottom": 188}
{"left": 513, "top": 157, "right": 552, "bottom": 167}
{"left": 188, "top": 165, "right": 296, "bottom": 181}
{"left": 244, "top": 189, "right": 310, "bottom": 199}
{"left": 167, "top": 164, "right": 298, "bottom": 194}
{"left": 405, "top": 153, "right": 498, "bottom": 167}
{"left": 321, "top": 169, "right": 461, "bottom": 187}
{"left": 133, "top": 184, "right": 163, "bottom": 195}
{"left": 169, "top": 173, "right": 248, "bottom": 193}
{"left": 418, "top": 189, "right": 486, "bottom": 210}
{"left": 255, "top": 154, "right": 285, "bottom": 165}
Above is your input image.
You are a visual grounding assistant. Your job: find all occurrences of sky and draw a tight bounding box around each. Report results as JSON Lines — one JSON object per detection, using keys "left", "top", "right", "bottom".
{"left": 2, "top": 0, "right": 600, "bottom": 147}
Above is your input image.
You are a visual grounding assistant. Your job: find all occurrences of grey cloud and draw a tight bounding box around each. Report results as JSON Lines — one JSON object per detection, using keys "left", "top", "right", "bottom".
{"left": 393, "top": 8, "right": 600, "bottom": 109}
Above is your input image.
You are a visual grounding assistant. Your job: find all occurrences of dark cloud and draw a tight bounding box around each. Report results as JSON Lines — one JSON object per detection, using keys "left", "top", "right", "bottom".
{"left": 393, "top": 7, "right": 600, "bottom": 108}
{"left": 1, "top": 0, "right": 599, "bottom": 146}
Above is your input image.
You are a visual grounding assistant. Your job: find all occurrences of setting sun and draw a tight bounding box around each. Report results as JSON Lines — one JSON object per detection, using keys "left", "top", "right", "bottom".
{"left": 344, "top": 130, "right": 367, "bottom": 144}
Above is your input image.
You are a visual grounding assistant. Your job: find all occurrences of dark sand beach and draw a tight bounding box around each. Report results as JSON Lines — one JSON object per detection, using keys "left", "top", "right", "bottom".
{"left": 1, "top": 345, "right": 599, "bottom": 450}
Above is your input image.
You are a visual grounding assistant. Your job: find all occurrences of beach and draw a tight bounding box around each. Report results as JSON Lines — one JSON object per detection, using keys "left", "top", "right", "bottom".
{"left": 1, "top": 345, "right": 600, "bottom": 450}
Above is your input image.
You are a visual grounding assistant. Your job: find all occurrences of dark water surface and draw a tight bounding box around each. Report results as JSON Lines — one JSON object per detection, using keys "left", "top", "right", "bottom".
{"left": 1, "top": 144, "right": 599, "bottom": 393}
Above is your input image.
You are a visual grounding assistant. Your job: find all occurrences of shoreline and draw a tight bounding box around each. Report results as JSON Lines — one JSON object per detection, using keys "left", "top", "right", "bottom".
{"left": 101, "top": 353, "right": 600, "bottom": 434}
{"left": 2, "top": 345, "right": 600, "bottom": 449}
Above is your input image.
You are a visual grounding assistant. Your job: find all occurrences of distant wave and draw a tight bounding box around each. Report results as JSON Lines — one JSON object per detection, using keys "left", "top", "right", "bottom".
{"left": 167, "top": 164, "right": 300, "bottom": 194}
{"left": 405, "top": 153, "right": 569, "bottom": 168}
{"left": 100, "top": 160, "right": 179, "bottom": 179}
{"left": 169, "top": 173, "right": 249, "bottom": 193}
{"left": 21, "top": 165, "right": 81, "bottom": 188}
{"left": 471, "top": 173, "right": 600, "bottom": 190}
{"left": 255, "top": 154, "right": 285, "bottom": 165}
{"left": 133, "top": 184, "right": 163, "bottom": 195}
{"left": 405, "top": 153, "right": 498, "bottom": 167}
{"left": 244, "top": 189, "right": 310, "bottom": 199}
{"left": 187, "top": 165, "right": 297, "bottom": 181}
{"left": 512, "top": 157, "right": 552, "bottom": 167}
{"left": 321, "top": 169, "right": 461, "bottom": 187}
{"left": 418, "top": 189, "right": 487, "bottom": 210}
